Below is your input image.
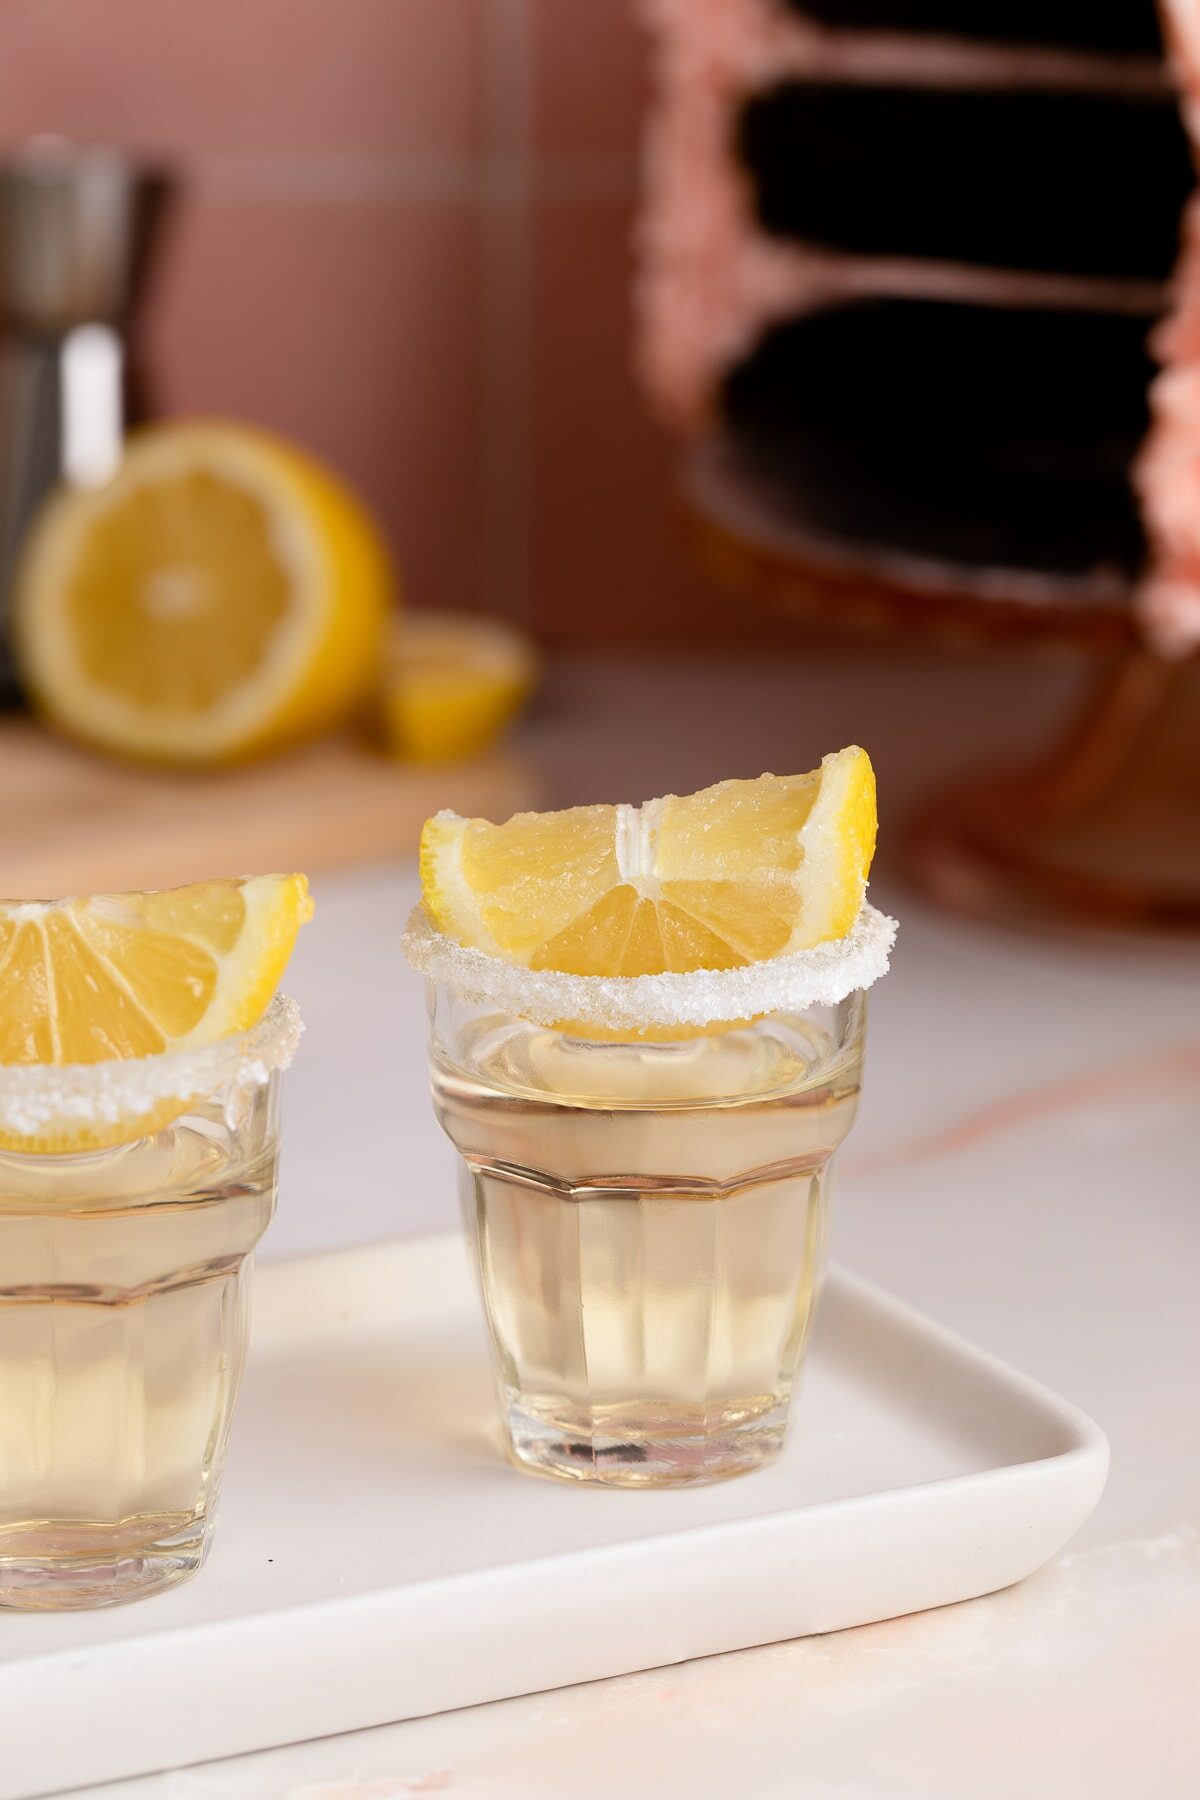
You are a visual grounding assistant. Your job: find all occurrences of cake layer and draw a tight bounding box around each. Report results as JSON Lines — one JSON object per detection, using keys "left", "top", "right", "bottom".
{"left": 786, "top": 0, "right": 1164, "bottom": 54}
{"left": 740, "top": 82, "right": 1192, "bottom": 279}
{"left": 722, "top": 299, "right": 1154, "bottom": 575}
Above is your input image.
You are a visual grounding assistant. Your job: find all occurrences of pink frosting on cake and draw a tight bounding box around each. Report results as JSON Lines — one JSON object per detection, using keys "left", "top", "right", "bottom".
{"left": 1160, "top": 0, "right": 1200, "bottom": 89}
{"left": 1136, "top": 2, "right": 1200, "bottom": 656}
{"left": 1134, "top": 362, "right": 1200, "bottom": 654}
{"left": 636, "top": 0, "right": 800, "bottom": 425}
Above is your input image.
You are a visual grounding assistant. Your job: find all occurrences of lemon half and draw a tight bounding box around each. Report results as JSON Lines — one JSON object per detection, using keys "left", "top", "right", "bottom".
{"left": 14, "top": 422, "right": 393, "bottom": 765}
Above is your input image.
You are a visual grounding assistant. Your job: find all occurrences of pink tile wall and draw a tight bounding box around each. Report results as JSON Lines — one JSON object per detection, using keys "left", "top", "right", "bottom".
{"left": 146, "top": 200, "right": 482, "bottom": 622}
{"left": 0, "top": 0, "right": 731, "bottom": 641}
{"left": 0, "top": 0, "right": 481, "bottom": 155}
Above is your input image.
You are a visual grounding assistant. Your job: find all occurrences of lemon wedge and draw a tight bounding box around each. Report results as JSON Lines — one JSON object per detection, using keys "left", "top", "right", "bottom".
{"left": 420, "top": 748, "right": 876, "bottom": 975}
{"left": 0, "top": 873, "right": 312, "bottom": 1068}
{"left": 14, "top": 421, "right": 393, "bottom": 765}
{"left": 380, "top": 612, "right": 538, "bottom": 762}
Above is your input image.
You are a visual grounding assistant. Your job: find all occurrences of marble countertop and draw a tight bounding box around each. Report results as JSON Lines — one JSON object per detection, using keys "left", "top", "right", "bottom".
{"left": 69, "top": 651, "right": 1200, "bottom": 1800}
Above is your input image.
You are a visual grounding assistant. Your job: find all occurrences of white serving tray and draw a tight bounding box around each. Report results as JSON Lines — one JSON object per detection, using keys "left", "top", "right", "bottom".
{"left": 0, "top": 1234, "right": 1108, "bottom": 1799}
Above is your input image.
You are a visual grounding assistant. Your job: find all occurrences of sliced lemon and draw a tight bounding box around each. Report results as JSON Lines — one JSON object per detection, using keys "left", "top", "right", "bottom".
{"left": 380, "top": 612, "right": 538, "bottom": 763}
{"left": 0, "top": 873, "right": 313, "bottom": 1064}
{"left": 14, "top": 421, "right": 394, "bottom": 766}
{"left": 420, "top": 747, "right": 876, "bottom": 975}
{"left": 0, "top": 874, "right": 313, "bottom": 1150}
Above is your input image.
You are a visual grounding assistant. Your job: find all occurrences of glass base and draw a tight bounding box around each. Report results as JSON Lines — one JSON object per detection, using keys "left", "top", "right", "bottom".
{"left": 0, "top": 1512, "right": 212, "bottom": 1611}
{"left": 504, "top": 1395, "right": 789, "bottom": 1488}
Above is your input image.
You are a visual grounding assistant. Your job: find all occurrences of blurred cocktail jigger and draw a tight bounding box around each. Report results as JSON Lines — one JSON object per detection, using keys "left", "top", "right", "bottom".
{"left": 0, "top": 138, "right": 172, "bottom": 695}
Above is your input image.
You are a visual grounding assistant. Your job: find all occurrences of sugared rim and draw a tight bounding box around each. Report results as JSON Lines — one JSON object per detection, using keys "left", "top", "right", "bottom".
{"left": 403, "top": 904, "right": 897, "bottom": 1030}
{"left": 0, "top": 993, "right": 302, "bottom": 1138}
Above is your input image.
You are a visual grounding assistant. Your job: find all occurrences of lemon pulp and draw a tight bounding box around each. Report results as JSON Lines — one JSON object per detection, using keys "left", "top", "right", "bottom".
{"left": 15, "top": 421, "right": 393, "bottom": 765}
{"left": 420, "top": 747, "right": 877, "bottom": 977}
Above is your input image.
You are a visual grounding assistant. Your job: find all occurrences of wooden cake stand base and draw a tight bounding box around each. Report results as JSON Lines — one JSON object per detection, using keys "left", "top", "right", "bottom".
{"left": 683, "top": 440, "right": 1200, "bottom": 935}
{"left": 909, "top": 654, "right": 1200, "bottom": 934}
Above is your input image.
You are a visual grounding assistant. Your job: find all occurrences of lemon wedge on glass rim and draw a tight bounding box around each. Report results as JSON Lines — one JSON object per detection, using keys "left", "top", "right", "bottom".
{"left": 420, "top": 747, "right": 877, "bottom": 976}
{"left": 13, "top": 421, "right": 393, "bottom": 766}
{"left": 0, "top": 873, "right": 313, "bottom": 1151}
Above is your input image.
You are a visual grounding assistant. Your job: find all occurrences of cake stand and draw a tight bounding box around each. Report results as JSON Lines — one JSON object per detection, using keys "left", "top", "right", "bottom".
{"left": 683, "top": 438, "right": 1200, "bottom": 934}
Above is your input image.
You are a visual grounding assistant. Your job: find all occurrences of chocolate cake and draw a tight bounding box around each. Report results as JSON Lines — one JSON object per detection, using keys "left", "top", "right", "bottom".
{"left": 637, "top": 0, "right": 1200, "bottom": 653}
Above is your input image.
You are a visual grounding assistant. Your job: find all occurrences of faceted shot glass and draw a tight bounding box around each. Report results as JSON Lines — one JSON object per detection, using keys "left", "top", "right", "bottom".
{"left": 0, "top": 995, "right": 300, "bottom": 1609}
{"left": 427, "top": 982, "right": 868, "bottom": 1488}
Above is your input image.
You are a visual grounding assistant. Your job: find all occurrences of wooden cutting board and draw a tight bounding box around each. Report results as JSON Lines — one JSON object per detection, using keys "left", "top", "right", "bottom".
{"left": 0, "top": 720, "right": 538, "bottom": 897}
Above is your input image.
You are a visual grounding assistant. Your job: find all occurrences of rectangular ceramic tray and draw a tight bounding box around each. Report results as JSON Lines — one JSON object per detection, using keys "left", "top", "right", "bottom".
{"left": 0, "top": 1234, "right": 1108, "bottom": 1799}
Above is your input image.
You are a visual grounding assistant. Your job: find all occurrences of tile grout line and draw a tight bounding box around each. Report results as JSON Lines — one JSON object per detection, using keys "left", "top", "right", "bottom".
{"left": 478, "top": 0, "right": 536, "bottom": 626}
{"left": 191, "top": 149, "right": 636, "bottom": 206}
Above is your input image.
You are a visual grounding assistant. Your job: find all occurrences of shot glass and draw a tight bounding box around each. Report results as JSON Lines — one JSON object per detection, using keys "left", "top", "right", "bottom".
{"left": 408, "top": 901, "right": 892, "bottom": 1489}
{"left": 0, "top": 995, "right": 301, "bottom": 1609}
